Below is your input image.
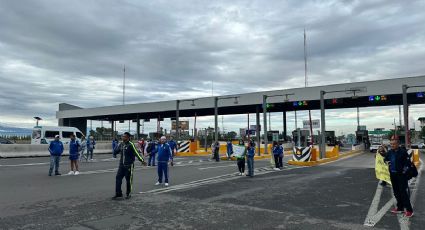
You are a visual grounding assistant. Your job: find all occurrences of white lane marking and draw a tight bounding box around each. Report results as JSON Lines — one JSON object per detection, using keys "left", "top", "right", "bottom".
{"left": 364, "top": 183, "right": 384, "bottom": 226}
{"left": 199, "top": 160, "right": 203, "bottom": 163}
{"left": 198, "top": 164, "right": 236, "bottom": 170}
{"left": 175, "top": 162, "right": 183, "bottom": 165}
{"left": 188, "top": 160, "right": 193, "bottom": 164}
{"left": 140, "top": 166, "right": 300, "bottom": 194}
{"left": 0, "top": 162, "right": 49, "bottom": 167}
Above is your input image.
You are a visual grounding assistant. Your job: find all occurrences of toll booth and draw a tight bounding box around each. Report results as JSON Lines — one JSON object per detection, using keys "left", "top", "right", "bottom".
{"left": 325, "top": 131, "right": 336, "bottom": 146}
{"left": 355, "top": 130, "right": 369, "bottom": 148}
{"left": 267, "top": 130, "right": 280, "bottom": 142}
{"left": 292, "top": 129, "right": 310, "bottom": 147}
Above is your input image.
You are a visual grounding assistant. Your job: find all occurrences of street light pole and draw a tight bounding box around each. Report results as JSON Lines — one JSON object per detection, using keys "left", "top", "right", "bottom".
{"left": 320, "top": 90, "right": 326, "bottom": 159}
{"left": 214, "top": 97, "right": 219, "bottom": 143}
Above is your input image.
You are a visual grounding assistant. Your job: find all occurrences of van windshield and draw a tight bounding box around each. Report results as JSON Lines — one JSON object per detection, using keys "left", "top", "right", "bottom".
{"left": 62, "top": 131, "right": 74, "bottom": 138}
{"left": 76, "top": 132, "right": 83, "bottom": 139}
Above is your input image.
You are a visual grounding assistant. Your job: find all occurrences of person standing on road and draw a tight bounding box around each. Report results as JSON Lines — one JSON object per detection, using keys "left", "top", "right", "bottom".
{"left": 137, "top": 138, "right": 145, "bottom": 156}
{"left": 87, "top": 136, "right": 96, "bottom": 161}
{"left": 272, "top": 141, "right": 283, "bottom": 171}
{"left": 168, "top": 137, "right": 178, "bottom": 157}
{"left": 112, "top": 132, "right": 145, "bottom": 200}
{"left": 112, "top": 138, "right": 119, "bottom": 153}
{"left": 79, "top": 136, "right": 87, "bottom": 162}
{"left": 246, "top": 140, "right": 255, "bottom": 177}
{"left": 213, "top": 141, "right": 220, "bottom": 162}
{"left": 236, "top": 140, "right": 246, "bottom": 176}
{"left": 147, "top": 139, "right": 157, "bottom": 166}
{"left": 48, "top": 135, "right": 64, "bottom": 176}
{"left": 155, "top": 136, "right": 173, "bottom": 187}
{"left": 226, "top": 140, "right": 233, "bottom": 160}
{"left": 378, "top": 145, "right": 388, "bottom": 186}
{"left": 68, "top": 134, "right": 80, "bottom": 175}
{"left": 384, "top": 138, "right": 414, "bottom": 217}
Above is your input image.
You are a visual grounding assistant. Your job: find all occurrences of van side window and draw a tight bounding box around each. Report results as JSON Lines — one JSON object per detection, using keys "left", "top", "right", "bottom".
{"left": 76, "top": 132, "right": 83, "bottom": 139}
{"left": 45, "top": 131, "right": 59, "bottom": 138}
{"left": 62, "top": 131, "right": 74, "bottom": 138}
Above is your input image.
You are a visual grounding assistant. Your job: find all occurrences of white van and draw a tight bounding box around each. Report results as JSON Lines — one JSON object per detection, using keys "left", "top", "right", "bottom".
{"left": 31, "top": 126, "right": 84, "bottom": 145}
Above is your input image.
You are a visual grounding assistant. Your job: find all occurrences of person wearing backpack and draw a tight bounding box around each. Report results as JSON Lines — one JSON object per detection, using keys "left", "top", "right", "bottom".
{"left": 384, "top": 138, "right": 414, "bottom": 218}
{"left": 68, "top": 134, "right": 81, "bottom": 175}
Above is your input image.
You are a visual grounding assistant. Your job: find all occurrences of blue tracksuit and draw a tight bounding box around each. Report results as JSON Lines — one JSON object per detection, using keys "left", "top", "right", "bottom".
{"left": 247, "top": 146, "right": 255, "bottom": 176}
{"left": 155, "top": 143, "right": 173, "bottom": 183}
{"left": 69, "top": 139, "right": 80, "bottom": 160}
{"left": 168, "top": 140, "right": 177, "bottom": 154}
{"left": 148, "top": 142, "right": 157, "bottom": 166}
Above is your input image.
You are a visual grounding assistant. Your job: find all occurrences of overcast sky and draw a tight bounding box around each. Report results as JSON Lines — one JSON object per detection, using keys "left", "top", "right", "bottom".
{"left": 1, "top": 0, "right": 425, "bottom": 135}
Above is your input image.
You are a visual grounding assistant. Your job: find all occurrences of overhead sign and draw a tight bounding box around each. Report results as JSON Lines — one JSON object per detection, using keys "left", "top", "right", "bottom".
{"left": 245, "top": 130, "right": 256, "bottom": 136}
{"left": 303, "top": 119, "right": 320, "bottom": 129}
{"left": 368, "top": 95, "right": 387, "bottom": 102}
{"left": 293, "top": 101, "right": 308, "bottom": 107}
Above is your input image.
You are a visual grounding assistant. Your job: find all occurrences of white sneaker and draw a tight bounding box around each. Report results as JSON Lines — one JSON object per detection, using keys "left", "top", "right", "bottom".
{"left": 274, "top": 168, "right": 281, "bottom": 171}
{"left": 155, "top": 182, "right": 161, "bottom": 186}
{"left": 68, "top": 171, "right": 74, "bottom": 175}
{"left": 239, "top": 172, "right": 243, "bottom": 176}
{"left": 165, "top": 183, "right": 169, "bottom": 187}
{"left": 74, "top": 171, "right": 80, "bottom": 175}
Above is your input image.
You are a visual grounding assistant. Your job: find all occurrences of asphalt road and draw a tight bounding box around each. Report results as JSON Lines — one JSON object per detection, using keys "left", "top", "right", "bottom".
{"left": 0, "top": 151, "right": 424, "bottom": 230}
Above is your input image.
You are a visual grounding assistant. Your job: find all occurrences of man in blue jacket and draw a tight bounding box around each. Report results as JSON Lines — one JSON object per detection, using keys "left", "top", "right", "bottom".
{"left": 155, "top": 136, "right": 173, "bottom": 187}
{"left": 48, "top": 135, "right": 64, "bottom": 176}
{"left": 86, "top": 136, "right": 96, "bottom": 161}
{"left": 112, "top": 132, "right": 145, "bottom": 200}
{"left": 384, "top": 138, "right": 413, "bottom": 217}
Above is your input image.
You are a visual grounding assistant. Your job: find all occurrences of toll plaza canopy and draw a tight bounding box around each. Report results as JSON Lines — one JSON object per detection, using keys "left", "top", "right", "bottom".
{"left": 57, "top": 75, "right": 425, "bottom": 134}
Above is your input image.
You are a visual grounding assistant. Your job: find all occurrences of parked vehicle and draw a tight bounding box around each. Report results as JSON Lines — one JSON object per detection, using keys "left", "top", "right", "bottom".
{"left": 0, "top": 137, "right": 14, "bottom": 144}
{"left": 31, "top": 126, "right": 84, "bottom": 144}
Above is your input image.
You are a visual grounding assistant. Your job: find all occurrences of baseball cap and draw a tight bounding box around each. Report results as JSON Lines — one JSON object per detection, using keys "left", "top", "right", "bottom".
{"left": 55, "top": 135, "right": 60, "bottom": 139}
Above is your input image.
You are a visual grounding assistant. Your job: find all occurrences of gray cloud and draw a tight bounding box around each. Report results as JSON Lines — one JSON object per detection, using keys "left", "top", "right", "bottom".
{"left": 1, "top": 0, "right": 425, "bottom": 133}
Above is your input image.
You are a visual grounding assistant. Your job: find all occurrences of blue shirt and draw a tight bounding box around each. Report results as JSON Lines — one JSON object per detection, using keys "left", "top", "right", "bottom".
{"left": 272, "top": 145, "right": 283, "bottom": 156}
{"left": 227, "top": 142, "right": 233, "bottom": 153}
{"left": 155, "top": 143, "right": 173, "bottom": 162}
{"left": 168, "top": 140, "right": 177, "bottom": 152}
{"left": 247, "top": 146, "right": 255, "bottom": 157}
{"left": 69, "top": 139, "right": 80, "bottom": 156}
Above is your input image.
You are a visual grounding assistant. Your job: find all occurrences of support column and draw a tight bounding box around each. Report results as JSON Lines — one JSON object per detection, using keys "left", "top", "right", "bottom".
{"left": 262, "top": 95, "right": 268, "bottom": 155}
{"left": 256, "top": 105, "right": 261, "bottom": 156}
{"left": 111, "top": 120, "right": 115, "bottom": 139}
{"left": 283, "top": 111, "right": 287, "bottom": 141}
{"left": 214, "top": 97, "right": 218, "bottom": 143}
{"left": 176, "top": 100, "right": 180, "bottom": 140}
{"left": 320, "top": 91, "right": 326, "bottom": 159}
{"left": 136, "top": 115, "right": 140, "bottom": 140}
{"left": 402, "top": 85, "right": 409, "bottom": 148}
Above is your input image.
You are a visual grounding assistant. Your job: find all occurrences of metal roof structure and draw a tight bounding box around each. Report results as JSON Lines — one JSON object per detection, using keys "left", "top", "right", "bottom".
{"left": 57, "top": 75, "right": 425, "bottom": 123}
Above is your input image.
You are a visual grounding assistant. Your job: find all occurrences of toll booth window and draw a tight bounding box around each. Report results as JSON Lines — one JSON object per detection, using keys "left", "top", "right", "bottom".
{"left": 45, "top": 131, "right": 59, "bottom": 138}
{"left": 62, "top": 131, "right": 74, "bottom": 138}
{"left": 76, "top": 132, "right": 83, "bottom": 139}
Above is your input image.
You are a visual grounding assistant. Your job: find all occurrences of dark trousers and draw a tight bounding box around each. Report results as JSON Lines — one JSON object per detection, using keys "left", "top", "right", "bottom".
{"left": 247, "top": 157, "right": 254, "bottom": 176}
{"left": 274, "top": 155, "right": 283, "bottom": 168}
{"left": 148, "top": 153, "right": 156, "bottom": 166}
{"left": 214, "top": 150, "right": 220, "bottom": 162}
{"left": 87, "top": 149, "right": 94, "bottom": 159}
{"left": 237, "top": 158, "right": 245, "bottom": 173}
{"left": 157, "top": 162, "right": 169, "bottom": 183}
{"left": 115, "top": 164, "right": 134, "bottom": 196}
{"left": 390, "top": 172, "right": 413, "bottom": 212}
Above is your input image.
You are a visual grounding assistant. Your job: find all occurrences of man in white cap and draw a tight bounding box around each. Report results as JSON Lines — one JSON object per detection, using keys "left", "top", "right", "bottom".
{"left": 48, "top": 135, "right": 64, "bottom": 176}
{"left": 154, "top": 136, "right": 173, "bottom": 186}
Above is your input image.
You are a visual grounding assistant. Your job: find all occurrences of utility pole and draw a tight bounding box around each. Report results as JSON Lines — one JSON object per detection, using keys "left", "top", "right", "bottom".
{"left": 123, "top": 65, "right": 126, "bottom": 105}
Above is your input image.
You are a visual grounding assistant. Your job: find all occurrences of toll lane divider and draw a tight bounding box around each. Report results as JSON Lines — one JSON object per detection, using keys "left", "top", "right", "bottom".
{"left": 288, "top": 146, "right": 362, "bottom": 166}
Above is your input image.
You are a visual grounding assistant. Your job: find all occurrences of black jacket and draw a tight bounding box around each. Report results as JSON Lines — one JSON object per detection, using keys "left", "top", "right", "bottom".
{"left": 113, "top": 141, "right": 144, "bottom": 166}
{"left": 384, "top": 147, "right": 409, "bottom": 173}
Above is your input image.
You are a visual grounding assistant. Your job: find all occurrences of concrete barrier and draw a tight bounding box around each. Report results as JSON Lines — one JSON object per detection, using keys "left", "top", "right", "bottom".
{"left": 0, "top": 143, "right": 113, "bottom": 158}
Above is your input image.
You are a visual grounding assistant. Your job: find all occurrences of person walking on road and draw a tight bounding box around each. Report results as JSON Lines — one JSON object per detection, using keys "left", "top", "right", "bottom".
{"left": 168, "top": 137, "right": 178, "bottom": 157}
{"left": 112, "top": 132, "right": 145, "bottom": 200}
{"left": 226, "top": 140, "right": 233, "bottom": 160}
{"left": 246, "top": 140, "right": 255, "bottom": 177}
{"left": 137, "top": 138, "right": 145, "bottom": 156}
{"left": 68, "top": 134, "right": 81, "bottom": 175}
{"left": 48, "top": 135, "right": 64, "bottom": 176}
{"left": 236, "top": 140, "right": 246, "bottom": 176}
{"left": 147, "top": 139, "right": 157, "bottom": 166}
{"left": 79, "top": 136, "right": 87, "bottom": 162}
{"left": 272, "top": 141, "right": 283, "bottom": 171}
{"left": 155, "top": 136, "right": 173, "bottom": 187}
{"left": 87, "top": 136, "right": 96, "bottom": 161}
{"left": 384, "top": 138, "right": 414, "bottom": 217}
